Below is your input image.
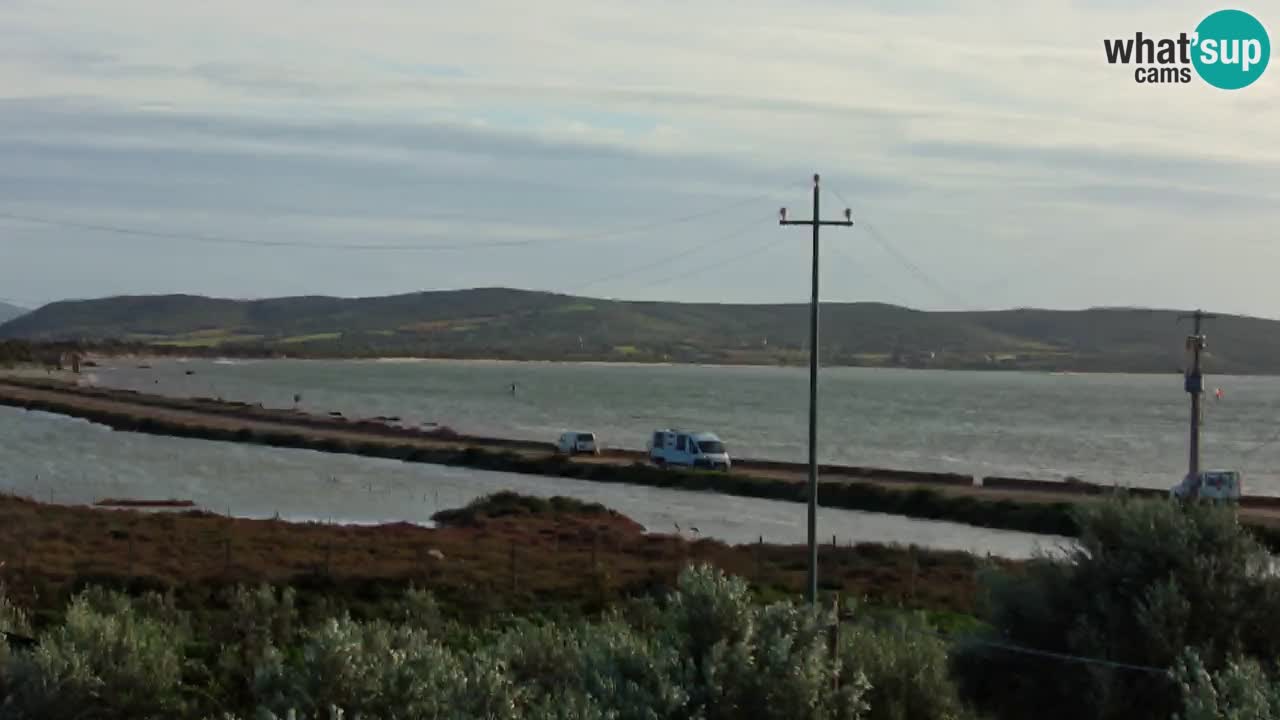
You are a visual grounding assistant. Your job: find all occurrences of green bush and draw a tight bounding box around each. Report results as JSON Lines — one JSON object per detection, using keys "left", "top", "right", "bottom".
{"left": 841, "top": 613, "right": 973, "bottom": 720}
{"left": 213, "top": 585, "right": 300, "bottom": 710}
{"left": 661, "top": 565, "right": 869, "bottom": 720}
{"left": 955, "top": 497, "right": 1280, "bottom": 720}
{"left": 1174, "top": 650, "right": 1280, "bottom": 720}
{"left": 251, "top": 615, "right": 518, "bottom": 719}
{"left": 0, "top": 565, "right": 977, "bottom": 720}
{"left": 2, "top": 590, "right": 187, "bottom": 719}
{"left": 0, "top": 584, "right": 32, "bottom": 698}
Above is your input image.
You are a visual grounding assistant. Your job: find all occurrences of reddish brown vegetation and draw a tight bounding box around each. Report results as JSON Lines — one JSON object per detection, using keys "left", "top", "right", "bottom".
{"left": 0, "top": 493, "right": 991, "bottom": 619}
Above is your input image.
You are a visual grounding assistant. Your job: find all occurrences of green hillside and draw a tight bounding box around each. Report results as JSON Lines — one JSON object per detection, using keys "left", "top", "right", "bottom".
{"left": 1, "top": 288, "right": 1275, "bottom": 373}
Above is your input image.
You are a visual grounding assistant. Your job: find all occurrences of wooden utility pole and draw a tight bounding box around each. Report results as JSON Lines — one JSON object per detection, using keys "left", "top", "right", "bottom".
{"left": 779, "top": 174, "right": 853, "bottom": 605}
{"left": 1180, "top": 309, "right": 1216, "bottom": 478}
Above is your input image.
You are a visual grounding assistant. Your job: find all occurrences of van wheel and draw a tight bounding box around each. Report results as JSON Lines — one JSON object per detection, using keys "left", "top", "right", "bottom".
{"left": 654, "top": 458, "right": 666, "bottom": 468}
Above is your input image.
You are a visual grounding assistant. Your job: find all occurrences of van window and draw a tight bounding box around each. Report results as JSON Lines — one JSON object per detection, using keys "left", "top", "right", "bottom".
{"left": 580, "top": 433, "right": 595, "bottom": 442}
{"left": 696, "top": 440, "right": 725, "bottom": 454}
{"left": 653, "top": 432, "right": 664, "bottom": 447}
{"left": 676, "top": 435, "right": 687, "bottom": 451}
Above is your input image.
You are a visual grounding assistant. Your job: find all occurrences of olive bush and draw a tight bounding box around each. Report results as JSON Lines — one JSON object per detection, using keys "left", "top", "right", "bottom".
{"left": 495, "top": 618, "right": 685, "bottom": 720}
{"left": 0, "top": 584, "right": 32, "bottom": 697}
{"left": 1174, "top": 650, "right": 1280, "bottom": 720}
{"left": 661, "top": 564, "right": 868, "bottom": 720}
{"left": 215, "top": 585, "right": 300, "bottom": 710}
{"left": 841, "top": 613, "right": 972, "bottom": 720}
{"left": 955, "top": 497, "right": 1280, "bottom": 720}
{"left": 1, "top": 590, "right": 187, "bottom": 719}
{"left": 0, "top": 566, "right": 971, "bottom": 720}
{"left": 251, "top": 615, "right": 518, "bottom": 719}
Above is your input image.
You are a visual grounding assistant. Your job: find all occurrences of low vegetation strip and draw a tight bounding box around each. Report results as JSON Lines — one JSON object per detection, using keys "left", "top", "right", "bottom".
{"left": 0, "top": 491, "right": 987, "bottom": 621}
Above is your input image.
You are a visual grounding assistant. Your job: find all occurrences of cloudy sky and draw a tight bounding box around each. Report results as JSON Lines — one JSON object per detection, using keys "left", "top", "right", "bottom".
{"left": 1, "top": 0, "right": 1277, "bottom": 314}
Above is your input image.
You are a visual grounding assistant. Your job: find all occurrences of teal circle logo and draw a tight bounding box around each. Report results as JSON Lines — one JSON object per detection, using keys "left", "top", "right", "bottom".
{"left": 1192, "top": 9, "right": 1270, "bottom": 89}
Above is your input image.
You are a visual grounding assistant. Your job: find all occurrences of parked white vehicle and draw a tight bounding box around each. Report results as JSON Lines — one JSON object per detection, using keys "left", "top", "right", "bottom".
{"left": 647, "top": 429, "right": 731, "bottom": 471}
{"left": 556, "top": 431, "right": 599, "bottom": 456}
{"left": 1171, "top": 469, "right": 1243, "bottom": 501}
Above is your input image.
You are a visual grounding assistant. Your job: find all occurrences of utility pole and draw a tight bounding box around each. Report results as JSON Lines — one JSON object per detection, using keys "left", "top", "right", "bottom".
{"left": 779, "top": 173, "right": 853, "bottom": 605}
{"left": 1179, "top": 309, "right": 1216, "bottom": 479}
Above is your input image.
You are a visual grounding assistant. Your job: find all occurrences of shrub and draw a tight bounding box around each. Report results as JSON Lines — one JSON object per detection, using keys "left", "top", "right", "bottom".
{"left": 2, "top": 591, "right": 187, "bottom": 719}
{"left": 213, "top": 585, "right": 299, "bottom": 709}
{"left": 840, "top": 613, "right": 972, "bottom": 720}
{"left": 0, "top": 584, "right": 32, "bottom": 697}
{"left": 1174, "top": 650, "right": 1280, "bottom": 720}
{"left": 662, "top": 564, "right": 868, "bottom": 720}
{"left": 954, "top": 497, "right": 1280, "bottom": 720}
{"left": 432, "top": 492, "right": 610, "bottom": 526}
{"left": 250, "top": 615, "right": 519, "bottom": 719}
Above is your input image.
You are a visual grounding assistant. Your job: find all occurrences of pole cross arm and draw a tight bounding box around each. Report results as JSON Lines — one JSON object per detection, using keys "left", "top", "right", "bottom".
{"left": 780, "top": 219, "right": 855, "bottom": 227}
{"left": 780, "top": 204, "right": 853, "bottom": 227}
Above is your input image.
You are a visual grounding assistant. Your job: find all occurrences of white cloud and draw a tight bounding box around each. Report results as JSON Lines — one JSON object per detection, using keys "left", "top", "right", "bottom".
{"left": 0, "top": 0, "right": 1277, "bottom": 315}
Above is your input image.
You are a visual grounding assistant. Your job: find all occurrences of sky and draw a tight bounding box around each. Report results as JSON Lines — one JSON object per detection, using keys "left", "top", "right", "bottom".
{"left": 1, "top": 0, "right": 1278, "bottom": 315}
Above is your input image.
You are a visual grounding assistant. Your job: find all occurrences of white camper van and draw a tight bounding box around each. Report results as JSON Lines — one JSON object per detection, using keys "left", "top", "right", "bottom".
{"left": 1171, "top": 469, "right": 1242, "bottom": 501}
{"left": 648, "top": 429, "right": 731, "bottom": 471}
{"left": 556, "top": 431, "right": 599, "bottom": 456}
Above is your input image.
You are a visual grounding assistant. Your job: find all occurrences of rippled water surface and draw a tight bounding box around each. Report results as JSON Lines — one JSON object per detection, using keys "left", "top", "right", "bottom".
{"left": 80, "top": 358, "right": 1280, "bottom": 492}
{"left": 0, "top": 407, "right": 1064, "bottom": 558}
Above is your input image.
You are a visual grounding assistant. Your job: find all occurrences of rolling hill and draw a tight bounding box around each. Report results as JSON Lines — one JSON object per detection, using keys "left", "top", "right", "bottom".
{"left": 0, "top": 302, "right": 27, "bottom": 324}
{"left": 2, "top": 288, "right": 1277, "bottom": 373}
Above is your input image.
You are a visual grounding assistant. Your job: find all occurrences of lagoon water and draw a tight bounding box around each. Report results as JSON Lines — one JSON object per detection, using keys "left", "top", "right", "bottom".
{"left": 0, "top": 407, "right": 1063, "bottom": 558}
{"left": 82, "top": 358, "right": 1280, "bottom": 492}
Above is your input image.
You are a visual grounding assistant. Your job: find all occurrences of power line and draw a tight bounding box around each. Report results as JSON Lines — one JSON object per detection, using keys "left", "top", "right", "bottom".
{"left": 0, "top": 186, "right": 798, "bottom": 254}
{"left": 627, "top": 229, "right": 784, "bottom": 291}
{"left": 824, "top": 186, "right": 969, "bottom": 308}
{"left": 822, "top": 239, "right": 895, "bottom": 300}
{"left": 853, "top": 614, "right": 1168, "bottom": 676}
{"left": 567, "top": 215, "right": 771, "bottom": 295}
{"left": 952, "top": 633, "right": 1169, "bottom": 675}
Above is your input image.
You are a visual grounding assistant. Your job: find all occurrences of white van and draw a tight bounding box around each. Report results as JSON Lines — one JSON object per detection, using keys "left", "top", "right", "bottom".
{"left": 648, "top": 429, "right": 731, "bottom": 471}
{"left": 1171, "top": 469, "right": 1243, "bottom": 501}
{"left": 556, "top": 431, "right": 599, "bottom": 456}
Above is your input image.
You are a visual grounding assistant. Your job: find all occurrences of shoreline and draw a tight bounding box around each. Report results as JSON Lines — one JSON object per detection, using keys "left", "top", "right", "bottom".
{"left": 4, "top": 341, "right": 1239, "bottom": 375}
{"left": 45, "top": 351, "right": 1273, "bottom": 384}
{"left": 5, "top": 374, "right": 1280, "bottom": 545}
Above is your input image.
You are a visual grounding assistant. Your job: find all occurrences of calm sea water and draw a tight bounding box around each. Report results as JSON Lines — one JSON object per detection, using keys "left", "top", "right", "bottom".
{"left": 0, "top": 407, "right": 1061, "bottom": 558}
{"left": 81, "top": 358, "right": 1280, "bottom": 493}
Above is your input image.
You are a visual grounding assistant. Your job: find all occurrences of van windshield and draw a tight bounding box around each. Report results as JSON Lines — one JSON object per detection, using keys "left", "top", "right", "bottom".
{"left": 695, "top": 440, "right": 725, "bottom": 454}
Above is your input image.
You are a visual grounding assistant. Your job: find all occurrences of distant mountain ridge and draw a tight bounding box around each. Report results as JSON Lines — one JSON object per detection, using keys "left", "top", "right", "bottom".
{"left": 2, "top": 288, "right": 1278, "bottom": 373}
{"left": 0, "top": 302, "right": 27, "bottom": 324}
